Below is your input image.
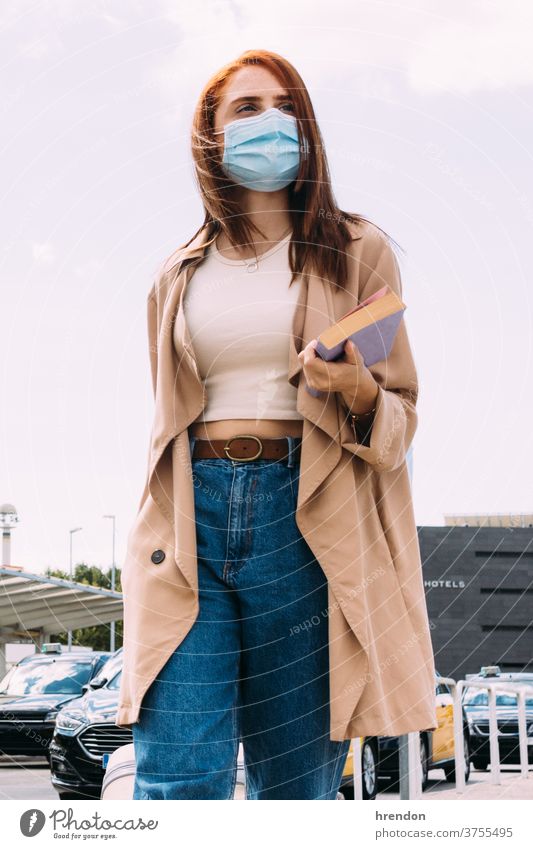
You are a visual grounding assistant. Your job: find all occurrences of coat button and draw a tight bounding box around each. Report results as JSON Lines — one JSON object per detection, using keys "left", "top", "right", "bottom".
{"left": 151, "top": 549, "right": 165, "bottom": 564}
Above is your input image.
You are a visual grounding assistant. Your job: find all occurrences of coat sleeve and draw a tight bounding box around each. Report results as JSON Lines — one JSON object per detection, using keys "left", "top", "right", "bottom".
{"left": 339, "top": 232, "right": 418, "bottom": 473}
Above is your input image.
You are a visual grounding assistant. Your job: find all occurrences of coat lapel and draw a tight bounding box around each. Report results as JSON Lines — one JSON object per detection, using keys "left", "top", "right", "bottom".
{"left": 147, "top": 230, "right": 217, "bottom": 517}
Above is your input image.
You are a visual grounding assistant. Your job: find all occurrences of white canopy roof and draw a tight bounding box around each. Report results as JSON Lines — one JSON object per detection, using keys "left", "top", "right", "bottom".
{"left": 0, "top": 566, "right": 123, "bottom": 635}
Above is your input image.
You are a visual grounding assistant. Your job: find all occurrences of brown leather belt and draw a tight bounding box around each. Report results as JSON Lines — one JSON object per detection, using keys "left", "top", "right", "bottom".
{"left": 191, "top": 434, "right": 302, "bottom": 463}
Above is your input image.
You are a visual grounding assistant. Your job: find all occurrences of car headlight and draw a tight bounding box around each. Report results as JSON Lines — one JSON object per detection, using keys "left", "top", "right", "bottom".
{"left": 45, "top": 709, "right": 59, "bottom": 721}
{"left": 55, "top": 710, "right": 87, "bottom": 734}
{"left": 527, "top": 722, "right": 533, "bottom": 736}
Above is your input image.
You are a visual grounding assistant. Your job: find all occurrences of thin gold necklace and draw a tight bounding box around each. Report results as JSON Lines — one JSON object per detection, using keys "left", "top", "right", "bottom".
{"left": 216, "top": 226, "right": 292, "bottom": 273}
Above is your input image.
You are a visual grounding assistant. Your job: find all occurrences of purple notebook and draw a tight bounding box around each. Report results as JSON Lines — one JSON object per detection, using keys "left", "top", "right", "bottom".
{"left": 305, "top": 285, "right": 406, "bottom": 398}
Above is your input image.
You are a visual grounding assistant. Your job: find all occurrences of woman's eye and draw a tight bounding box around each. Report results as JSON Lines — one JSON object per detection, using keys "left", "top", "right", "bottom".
{"left": 235, "top": 102, "right": 295, "bottom": 115}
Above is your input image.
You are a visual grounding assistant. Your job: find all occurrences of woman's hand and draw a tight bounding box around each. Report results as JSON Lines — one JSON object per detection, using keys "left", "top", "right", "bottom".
{"left": 298, "top": 338, "right": 379, "bottom": 414}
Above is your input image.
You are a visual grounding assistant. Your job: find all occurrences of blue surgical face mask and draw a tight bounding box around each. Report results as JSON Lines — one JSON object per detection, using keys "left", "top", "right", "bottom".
{"left": 214, "top": 107, "right": 306, "bottom": 192}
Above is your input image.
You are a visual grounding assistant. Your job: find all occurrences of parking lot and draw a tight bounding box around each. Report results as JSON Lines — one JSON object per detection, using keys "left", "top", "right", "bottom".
{"left": 1, "top": 755, "right": 531, "bottom": 801}
{"left": 1, "top": 647, "right": 532, "bottom": 802}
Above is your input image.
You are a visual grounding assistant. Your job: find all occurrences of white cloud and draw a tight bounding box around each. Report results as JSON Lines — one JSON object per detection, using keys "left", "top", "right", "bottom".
{"left": 150, "top": 0, "right": 533, "bottom": 101}
{"left": 407, "top": 1, "right": 533, "bottom": 94}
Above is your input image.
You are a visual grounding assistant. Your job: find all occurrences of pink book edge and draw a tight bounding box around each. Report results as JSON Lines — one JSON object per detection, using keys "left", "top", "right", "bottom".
{"left": 335, "top": 284, "right": 389, "bottom": 322}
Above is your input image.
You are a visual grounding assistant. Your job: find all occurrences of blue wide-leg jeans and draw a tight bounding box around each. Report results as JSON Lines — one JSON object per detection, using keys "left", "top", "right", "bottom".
{"left": 132, "top": 434, "right": 350, "bottom": 800}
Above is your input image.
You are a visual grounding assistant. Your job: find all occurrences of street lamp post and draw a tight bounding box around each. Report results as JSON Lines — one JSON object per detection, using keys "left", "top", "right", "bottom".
{"left": 68, "top": 527, "right": 82, "bottom": 651}
{"left": 0, "top": 503, "right": 19, "bottom": 566}
{"left": 103, "top": 514, "right": 116, "bottom": 652}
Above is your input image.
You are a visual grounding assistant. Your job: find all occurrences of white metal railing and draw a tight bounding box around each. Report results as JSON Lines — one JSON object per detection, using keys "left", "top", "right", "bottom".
{"left": 352, "top": 736, "right": 362, "bottom": 799}
{"left": 398, "top": 731, "right": 423, "bottom": 799}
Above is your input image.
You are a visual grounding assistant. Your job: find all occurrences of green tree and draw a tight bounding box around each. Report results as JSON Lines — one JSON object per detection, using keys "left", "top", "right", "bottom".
{"left": 45, "top": 562, "right": 123, "bottom": 652}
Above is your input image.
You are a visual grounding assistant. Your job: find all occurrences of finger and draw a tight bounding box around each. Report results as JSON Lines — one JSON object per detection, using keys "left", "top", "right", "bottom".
{"left": 344, "top": 339, "right": 363, "bottom": 366}
{"left": 299, "top": 338, "right": 318, "bottom": 365}
{"left": 305, "top": 358, "right": 340, "bottom": 391}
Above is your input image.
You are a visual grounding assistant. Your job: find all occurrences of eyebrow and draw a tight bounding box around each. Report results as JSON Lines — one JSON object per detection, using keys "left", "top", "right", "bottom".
{"left": 229, "top": 93, "right": 292, "bottom": 105}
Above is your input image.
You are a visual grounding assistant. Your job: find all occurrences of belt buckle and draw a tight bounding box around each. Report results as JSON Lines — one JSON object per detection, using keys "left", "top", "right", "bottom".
{"left": 223, "top": 434, "right": 263, "bottom": 462}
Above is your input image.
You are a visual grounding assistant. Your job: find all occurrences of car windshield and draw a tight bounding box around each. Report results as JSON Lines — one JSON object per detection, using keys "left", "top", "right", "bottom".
{"left": 106, "top": 670, "right": 122, "bottom": 690}
{"left": 89, "top": 652, "right": 122, "bottom": 688}
{"left": 463, "top": 688, "right": 533, "bottom": 708}
{"left": 0, "top": 660, "right": 94, "bottom": 695}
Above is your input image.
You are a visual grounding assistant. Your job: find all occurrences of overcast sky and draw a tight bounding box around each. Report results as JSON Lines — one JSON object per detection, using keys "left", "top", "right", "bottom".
{"left": 1, "top": 0, "right": 532, "bottom": 576}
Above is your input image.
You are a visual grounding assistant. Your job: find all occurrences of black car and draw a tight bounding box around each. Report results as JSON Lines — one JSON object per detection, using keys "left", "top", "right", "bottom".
{"left": 338, "top": 736, "right": 380, "bottom": 800}
{"left": 50, "top": 657, "right": 131, "bottom": 800}
{"left": 462, "top": 667, "right": 533, "bottom": 770}
{"left": 375, "top": 671, "right": 471, "bottom": 791}
{"left": 0, "top": 645, "right": 111, "bottom": 761}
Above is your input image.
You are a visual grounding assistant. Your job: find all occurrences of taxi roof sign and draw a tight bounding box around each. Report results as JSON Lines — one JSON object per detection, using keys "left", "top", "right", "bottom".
{"left": 479, "top": 665, "right": 501, "bottom": 677}
{"left": 41, "top": 643, "right": 62, "bottom": 654}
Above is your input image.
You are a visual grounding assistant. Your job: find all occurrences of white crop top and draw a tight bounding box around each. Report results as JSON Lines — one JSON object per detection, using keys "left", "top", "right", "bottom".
{"left": 178, "top": 231, "right": 304, "bottom": 423}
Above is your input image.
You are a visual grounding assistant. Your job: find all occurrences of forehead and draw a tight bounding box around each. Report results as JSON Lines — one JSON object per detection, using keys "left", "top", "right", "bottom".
{"left": 220, "top": 64, "right": 288, "bottom": 100}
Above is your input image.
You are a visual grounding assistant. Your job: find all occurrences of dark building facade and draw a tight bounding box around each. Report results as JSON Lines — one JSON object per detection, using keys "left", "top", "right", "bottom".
{"left": 417, "top": 522, "right": 533, "bottom": 681}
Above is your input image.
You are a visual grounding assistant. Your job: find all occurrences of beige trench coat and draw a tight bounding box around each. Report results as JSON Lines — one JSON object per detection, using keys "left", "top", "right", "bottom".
{"left": 115, "top": 217, "right": 438, "bottom": 741}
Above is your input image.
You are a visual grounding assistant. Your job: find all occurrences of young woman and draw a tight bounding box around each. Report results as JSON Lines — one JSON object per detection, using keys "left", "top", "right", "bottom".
{"left": 117, "top": 48, "right": 438, "bottom": 800}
